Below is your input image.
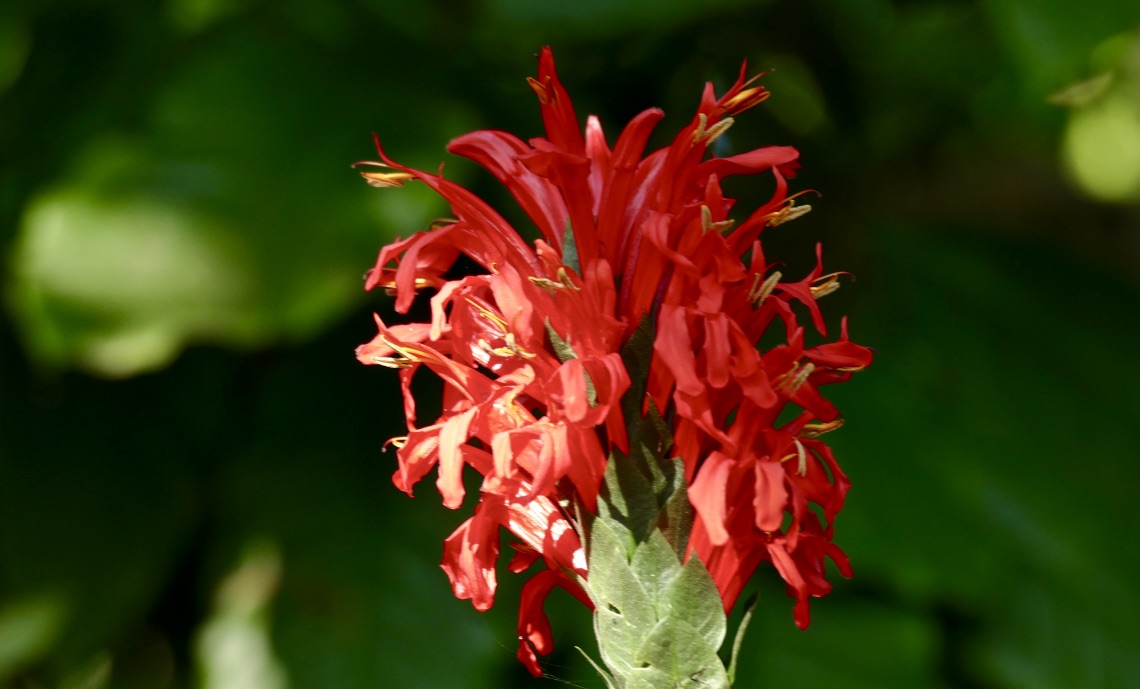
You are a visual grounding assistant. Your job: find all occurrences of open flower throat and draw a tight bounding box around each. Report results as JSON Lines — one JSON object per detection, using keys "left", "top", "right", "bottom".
{"left": 356, "top": 47, "right": 872, "bottom": 675}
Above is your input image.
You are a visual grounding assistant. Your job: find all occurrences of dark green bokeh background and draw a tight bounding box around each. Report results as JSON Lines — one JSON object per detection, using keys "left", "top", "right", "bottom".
{"left": 2, "top": 1, "right": 1139, "bottom": 688}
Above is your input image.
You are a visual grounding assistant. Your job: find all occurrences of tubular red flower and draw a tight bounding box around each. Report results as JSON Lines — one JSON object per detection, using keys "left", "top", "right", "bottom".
{"left": 358, "top": 46, "right": 871, "bottom": 674}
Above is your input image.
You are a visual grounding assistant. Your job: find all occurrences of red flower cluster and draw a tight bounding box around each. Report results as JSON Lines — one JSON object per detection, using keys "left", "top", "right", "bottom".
{"left": 356, "top": 47, "right": 871, "bottom": 674}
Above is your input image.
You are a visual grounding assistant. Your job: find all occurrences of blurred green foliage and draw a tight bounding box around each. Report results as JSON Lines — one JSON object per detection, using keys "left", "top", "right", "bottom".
{"left": 2, "top": 1, "right": 1139, "bottom": 688}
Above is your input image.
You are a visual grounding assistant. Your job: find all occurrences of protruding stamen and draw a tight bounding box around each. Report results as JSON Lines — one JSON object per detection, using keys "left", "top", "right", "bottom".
{"left": 801, "top": 419, "right": 845, "bottom": 438}
{"left": 372, "top": 277, "right": 432, "bottom": 295}
{"left": 370, "top": 355, "right": 415, "bottom": 369}
{"left": 766, "top": 202, "right": 812, "bottom": 227}
{"left": 811, "top": 272, "right": 844, "bottom": 299}
{"left": 428, "top": 218, "right": 458, "bottom": 230}
{"left": 352, "top": 161, "right": 416, "bottom": 188}
{"left": 779, "top": 440, "right": 809, "bottom": 477}
{"left": 479, "top": 337, "right": 531, "bottom": 360}
{"left": 747, "top": 270, "right": 782, "bottom": 306}
{"left": 557, "top": 267, "right": 580, "bottom": 290}
{"left": 528, "top": 267, "right": 581, "bottom": 295}
{"left": 496, "top": 388, "right": 528, "bottom": 428}
{"left": 359, "top": 171, "right": 415, "bottom": 188}
{"left": 369, "top": 336, "right": 426, "bottom": 368}
{"left": 527, "top": 76, "right": 551, "bottom": 104}
{"left": 385, "top": 436, "right": 408, "bottom": 450}
{"left": 777, "top": 362, "right": 815, "bottom": 396}
{"left": 469, "top": 300, "right": 536, "bottom": 359}
{"left": 692, "top": 113, "right": 735, "bottom": 146}
{"left": 493, "top": 333, "right": 537, "bottom": 359}
{"left": 466, "top": 298, "right": 510, "bottom": 332}
{"left": 528, "top": 276, "right": 562, "bottom": 295}
{"left": 701, "top": 205, "right": 735, "bottom": 234}
{"left": 722, "top": 81, "right": 770, "bottom": 115}
{"left": 377, "top": 336, "right": 433, "bottom": 368}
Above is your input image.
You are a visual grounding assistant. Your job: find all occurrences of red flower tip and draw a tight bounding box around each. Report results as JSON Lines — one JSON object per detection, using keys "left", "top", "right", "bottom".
{"left": 719, "top": 69, "right": 773, "bottom": 116}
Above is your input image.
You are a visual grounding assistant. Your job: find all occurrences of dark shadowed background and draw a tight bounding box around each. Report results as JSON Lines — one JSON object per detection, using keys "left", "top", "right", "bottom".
{"left": 2, "top": 1, "right": 1139, "bottom": 688}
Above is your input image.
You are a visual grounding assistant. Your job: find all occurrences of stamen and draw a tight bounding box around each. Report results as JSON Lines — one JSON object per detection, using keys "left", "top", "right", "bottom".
{"left": 359, "top": 170, "right": 415, "bottom": 188}
{"left": 375, "top": 277, "right": 432, "bottom": 294}
{"left": 766, "top": 202, "right": 812, "bottom": 227}
{"left": 801, "top": 419, "right": 845, "bottom": 438}
{"left": 369, "top": 355, "right": 415, "bottom": 369}
{"left": 777, "top": 439, "right": 809, "bottom": 477}
{"left": 777, "top": 362, "right": 815, "bottom": 396}
{"left": 722, "top": 83, "right": 770, "bottom": 114}
{"left": 469, "top": 302, "right": 536, "bottom": 359}
{"left": 692, "top": 113, "right": 735, "bottom": 146}
{"left": 501, "top": 332, "right": 537, "bottom": 359}
{"left": 528, "top": 276, "right": 563, "bottom": 295}
{"left": 529, "top": 268, "right": 581, "bottom": 295}
{"left": 810, "top": 273, "right": 843, "bottom": 299}
{"left": 498, "top": 389, "right": 528, "bottom": 428}
{"left": 701, "top": 205, "right": 735, "bottom": 234}
{"left": 428, "top": 218, "right": 458, "bottom": 230}
{"left": 466, "top": 298, "right": 510, "bottom": 332}
{"left": 378, "top": 335, "right": 435, "bottom": 368}
{"left": 385, "top": 436, "right": 408, "bottom": 450}
{"left": 747, "top": 270, "right": 782, "bottom": 306}
{"left": 556, "top": 267, "right": 581, "bottom": 290}
{"left": 527, "top": 76, "right": 551, "bottom": 104}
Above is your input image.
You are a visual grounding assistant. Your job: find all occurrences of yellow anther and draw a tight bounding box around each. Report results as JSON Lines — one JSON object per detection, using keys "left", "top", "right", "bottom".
{"left": 496, "top": 333, "right": 537, "bottom": 359}
{"left": 528, "top": 267, "right": 580, "bottom": 295}
{"left": 374, "top": 277, "right": 432, "bottom": 296}
{"left": 466, "top": 298, "right": 510, "bottom": 333}
{"left": 527, "top": 77, "right": 551, "bottom": 104}
{"left": 722, "top": 84, "right": 770, "bottom": 114}
{"left": 557, "top": 267, "right": 581, "bottom": 290}
{"left": 358, "top": 170, "right": 415, "bottom": 188}
{"left": 528, "top": 276, "right": 563, "bottom": 295}
{"left": 778, "top": 440, "right": 809, "bottom": 477}
{"left": 378, "top": 335, "right": 432, "bottom": 367}
{"left": 497, "top": 388, "right": 528, "bottom": 428}
{"left": 701, "top": 205, "right": 735, "bottom": 234}
{"left": 766, "top": 202, "right": 812, "bottom": 227}
{"left": 468, "top": 301, "right": 535, "bottom": 359}
{"left": 692, "top": 113, "right": 735, "bottom": 146}
{"left": 801, "top": 419, "right": 845, "bottom": 438}
{"left": 810, "top": 273, "right": 843, "bottom": 299}
{"left": 370, "top": 355, "right": 415, "bottom": 369}
{"left": 481, "top": 340, "right": 518, "bottom": 359}
{"left": 777, "top": 362, "right": 815, "bottom": 396}
{"left": 428, "top": 218, "right": 458, "bottom": 230}
{"left": 747, "top": 270, "right": 782, "bottom": 306}
{"left": 352, "top": 161, "right": 415, "bottom": 188}
{"left": 386, "top": 436, "right": 408, "bottom": 449}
